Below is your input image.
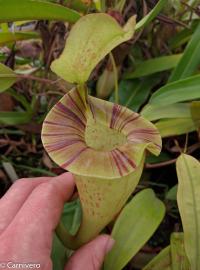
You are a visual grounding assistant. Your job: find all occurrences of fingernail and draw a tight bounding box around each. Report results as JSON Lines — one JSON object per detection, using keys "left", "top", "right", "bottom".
{"left": 105, "top": 237, "right": 115, "bottom": 253}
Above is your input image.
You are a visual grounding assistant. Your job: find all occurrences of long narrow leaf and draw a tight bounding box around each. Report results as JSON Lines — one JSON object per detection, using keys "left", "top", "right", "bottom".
{"left": 168, "top": 20, "right": 199, "bottom": 50}
{"left": 110, "top": 77, "right": 159, "bottom": 112}
{"left": 8, "top": 89, "right": 32, "bottom": 112}
{"left": 170, "top": 233, "right": 190, "bottom": 269}
{"left": 0, "top": 0, "right": 81, "bottom": 23}
{"left": 176, "top": 154, "right": 200, "bottom": 270}
{"left": 61, "top": 199, "right": 82, "bottom": 236}
{"left": 169, "top": 22, "right": 200, "bottom": 82}
{"left": 104, "top": 189, "right": 165, "bottom": 270}
{"left": 124, "top": 54, "right": 182, "bottom": 79}
{"left": 148, "top": 75, "right": 200, "bottom": 106}
{"left": 51, "top": 234, "right": 68, "bottom": 270}
{"left": 135, "top": 0, "right": 166, "bottom": 31}
{"left": 143, "top": 246, "right": 172, "bottom": 270}
{"left": 0, "top": 32, "right": 39, "bottom": 45}
{"left": 141, "top": 103, "right": 191, "bottom": 121}
{"left": 156, "top": 118, "right": 196, "bottom": 138}
{"left": 0, "top": 112, "right": 32, "bottom": 125}
{"left": 190, "top": 101, "right": 200, "bottom": 128}
{"left": 0, "top": 63, "right": 17, "bottom": 92}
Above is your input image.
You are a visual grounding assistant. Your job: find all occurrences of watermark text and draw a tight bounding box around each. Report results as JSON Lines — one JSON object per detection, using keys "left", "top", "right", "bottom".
{"left": 0, "top": 262, "right": 41, "bottom": 269}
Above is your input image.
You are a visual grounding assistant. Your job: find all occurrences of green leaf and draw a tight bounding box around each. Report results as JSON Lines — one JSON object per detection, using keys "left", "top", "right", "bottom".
{"left": 8, "top": 89, "right": 32, "bottom": 112}
{"left": 166, "top": 185, "right": 177, "bottom": 201}
{"left": 148, "top": 75, "right": 200, "bottom": 107}
{"left": 169, "top": 22, "right": 200, "bottom": 82}
{"left": 104, "top": 189, "right": 165, "bottom": 270}
{"left": 141, "top": 103, "right": 191, "bottom": 121}
{"left": 61, "top": 199, "right": 82, "bottom": 236}
{"left": 51, "top": 13, "right": 136, "bottom": 84}
{"left": 176, "top": 154, "right": 200, "bottom": 270}
{"left": 124, "top": 54, "right": 182, "bottom": 79}
{"left": 0, "top": 128, "right": 25, "bottom": 135}
{"left": 170, "top": 233, "right": 190, "bottom": 270}
{"left": 0, "top": 32, "right": 39, "bottom": 45}
{"left": 0, "top": 53, "right": 32, "bottom": 65}
{"left": 0, "top": 0, "right": 80, "bottom": 23}
{"left": 190, "top": 101, "right": 200, "bottom": 128}
{"left": 13, "top": 164, "right": 56, "bottom": 176}
{"left": 0, "top": 23, "right": 9, "bottom": 32}
{"left": 52, "top": 200, "right": 82, "bottom": 269}
{"left": 168, "top": 22, "right": 197, "bottom": 49}
{"left": 156, "top": 118, "right": 196, "bottom": 138}
{"left": 0, "top": 112, "right": 32, "bottom": 125}
{"left": 143, "top": 246, "right": 172, "bottom": 270}
{"left": 51, "top": 234, "right": 68, "bottom": 270}
{"left": 146, "top": 152, "right": 171, "bottom": 164}
{"left": 0, "top": 63, "right": 17, "bottom": 92}
{"left": 135, "top": 0, "right": 166, "bottom": 32}
{"left": 110, "top": 77, "right": 159, "bottom": 112}
{"left": 65, "top": 0, "right": 90, "bottom": 12}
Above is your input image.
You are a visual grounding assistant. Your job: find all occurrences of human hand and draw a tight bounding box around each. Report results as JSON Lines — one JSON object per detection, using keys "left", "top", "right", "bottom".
{"left": 0, "top": 173, "right": 114, "bottom": 270}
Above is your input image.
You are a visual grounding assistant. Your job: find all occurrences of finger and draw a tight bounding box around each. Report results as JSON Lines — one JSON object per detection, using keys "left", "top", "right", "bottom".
{"left": 1, "top": 172, "right": 75, "bottom": 260}
{"left": 0, "top": 176, "right": 52, "bottom": 234}
{"left": 65, "top": 235, "right": 115, "bottom": 270}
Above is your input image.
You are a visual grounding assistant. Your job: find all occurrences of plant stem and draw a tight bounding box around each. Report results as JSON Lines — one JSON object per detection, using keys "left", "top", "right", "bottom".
{"left": 17, "top": 74, "right": 57, "bottom": 85}
{"left": 145, "top": 158, "right": 177, "bottom": 169}
{"left": 77, "top": 84, "right": 88, "bottom": 109}
{"left": 145, "top": 142, "right": 200, "bottom": 169}
{"left": 109, "top": 52, "right": 119, "bottom": 104}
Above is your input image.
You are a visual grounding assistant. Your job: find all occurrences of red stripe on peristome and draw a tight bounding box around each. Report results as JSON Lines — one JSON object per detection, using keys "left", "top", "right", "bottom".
{"left": 128, "top": 128, "right": 160, "bottom": 135}
{"left": 76, "top": 88, "right": 87, "bottom": 109}
{"left": 113, "top": 106, "right": 126, "bottom": 130}
{"left": 110, "top": 104, "right": 121, "bottom": 129}
{"left": 119, "top": 114, "right": 140, "bottom": 132}
{"left": 56, "top": 102, "right": 86, "bottom": 128}
{"left": 113, "top": 149, "right": 129, "bottom": 174}
{"left": 43, "top": 120, "right": 84, "bottom": 134}
{"left": 88, "top": 101, "right": 96, "bottom": 120}
{"left": 127, "top": 129, "right": 160, "bottom": 139}
{"left": 111, "top": 150, "right": 123, "bottom": 176}
{"left": 42, "top": 132, "right": 84, "bottom": 139}
{"left": 44, "top": 120, "right": 69, "bottom": 127}
{"left": 116, "top": 148, "right": 136, "bottom": 169}
{"left": 46, "top": 139, "right": 84, "bottom": 152}
{"left": 51, "top": 109, "right": 84, "bottom": 131}
{"left": 68, "top": 93, "right": 86, "bottom": 121}
{"left": 61, "top": 146, "right": 88, "bottom": 168}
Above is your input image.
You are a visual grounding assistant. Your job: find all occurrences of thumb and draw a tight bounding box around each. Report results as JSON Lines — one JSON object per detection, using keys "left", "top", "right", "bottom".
{"left": 65, "top": 235, "right": 115, "bottom": 270}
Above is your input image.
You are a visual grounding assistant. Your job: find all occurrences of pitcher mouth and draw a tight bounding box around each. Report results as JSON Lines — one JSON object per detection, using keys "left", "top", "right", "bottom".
{"left": 41, "top": 87, "right": 161, "bottom": 179}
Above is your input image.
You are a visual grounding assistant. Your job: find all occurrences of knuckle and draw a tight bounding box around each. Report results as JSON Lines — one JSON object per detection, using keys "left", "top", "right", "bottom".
{"left": 40, "top": 181, "right": 56, "bottom": 197}
{"left": 14, "top": 178, "right": 29, "bottom": 187}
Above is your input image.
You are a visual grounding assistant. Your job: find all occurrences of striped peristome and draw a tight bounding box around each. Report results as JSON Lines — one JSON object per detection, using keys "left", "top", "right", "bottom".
{"left": 42, "top": 87, "right": 161, "bottom": 179}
